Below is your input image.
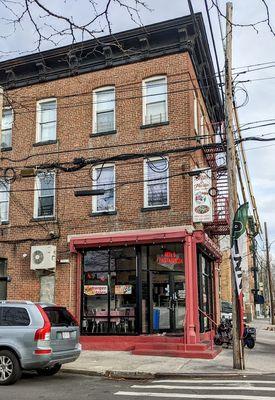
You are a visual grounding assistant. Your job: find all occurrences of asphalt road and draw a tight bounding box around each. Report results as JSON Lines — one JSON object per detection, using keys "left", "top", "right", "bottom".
{"left": 2, "top": 373, "right": 275, "bottom": 400}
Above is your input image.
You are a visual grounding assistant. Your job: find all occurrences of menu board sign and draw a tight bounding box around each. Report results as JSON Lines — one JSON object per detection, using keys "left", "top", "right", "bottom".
{"left": 193, "top": 170, "right": 213, "bottom": 223}
{"left": 84, "top": 285, "right": 108, "bottom": 296}
{"left": 115, "top": 285, "right": 132, "bottom": 295}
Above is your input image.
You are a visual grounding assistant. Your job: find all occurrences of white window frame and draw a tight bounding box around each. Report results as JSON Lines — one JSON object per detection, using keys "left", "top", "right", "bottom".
{"left": 144, "top": 156, "right": 169, "bottom": 208}
{"left": 92, "top": 163, "right": 116, "bottom": 213}
{"left": 0, "top": 180, "right": 10, "bottom": 223}
{"left": 36, "top": 98, "right": 57, "bottom": 143}
{"left": 1, "top": 107, "right": 13, "bottom": 149}
{"left": 142, "top": 75, "right": 168, "bottom": 125}
{"left": 92, "top": 86, "right": 115, "bottom": 134}
{"left": 34, "top": 172, "right": 56, "bottom": 218}
{"left": 193, "top": 92, "right": 199, "bottom": 134}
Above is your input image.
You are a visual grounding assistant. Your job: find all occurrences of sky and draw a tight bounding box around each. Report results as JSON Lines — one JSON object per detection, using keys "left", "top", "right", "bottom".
{"left": 0, "top": 0, "right": 275, "bottom": 255}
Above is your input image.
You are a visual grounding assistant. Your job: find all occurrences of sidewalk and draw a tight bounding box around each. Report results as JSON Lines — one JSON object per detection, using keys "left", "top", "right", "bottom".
{"left": 62, "top": 319, "right": 275, "bottom": 378}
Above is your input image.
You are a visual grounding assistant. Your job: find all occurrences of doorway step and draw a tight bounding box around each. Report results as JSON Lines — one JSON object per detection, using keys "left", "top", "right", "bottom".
{"left": 80, "top": 336, "right": 221, "bottom": 359}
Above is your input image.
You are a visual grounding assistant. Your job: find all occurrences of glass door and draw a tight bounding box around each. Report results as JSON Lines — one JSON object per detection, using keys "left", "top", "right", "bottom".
{"left": 152, "top": 271, "right": 185, "bottom": 333}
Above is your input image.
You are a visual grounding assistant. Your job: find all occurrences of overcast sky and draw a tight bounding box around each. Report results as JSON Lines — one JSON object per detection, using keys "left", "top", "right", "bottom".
{"left": 0, "top": 0, "right": 275, "bottom": 255}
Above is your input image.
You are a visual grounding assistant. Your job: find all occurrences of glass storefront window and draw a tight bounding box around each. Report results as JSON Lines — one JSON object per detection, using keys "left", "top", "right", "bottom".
{"left": 197, "top": 252, "right": 214, "bottom": 332}
{"left": 81, "top": 243, "right": 185, "bottom": 335}
{"left": 82, "top": 247, "right": 136, "bottom": 334}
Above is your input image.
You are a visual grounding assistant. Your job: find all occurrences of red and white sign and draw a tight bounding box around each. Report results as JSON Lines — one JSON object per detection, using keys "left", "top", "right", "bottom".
{"left": 84, "top": 285, "right": 108, "bottom": 296}
{"left": 157, "top": 251, "right": 184, "bottom": 268}
{"left": 193, "top": 170, "right": 213, "bottom": 223}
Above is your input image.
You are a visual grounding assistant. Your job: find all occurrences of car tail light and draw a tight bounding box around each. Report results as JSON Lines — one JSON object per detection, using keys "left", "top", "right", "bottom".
{"left": 35, "top": 304, "right": 51, "bottom": 340}
{"left": 34, "top": 304, "right": 52, "bottom": 355}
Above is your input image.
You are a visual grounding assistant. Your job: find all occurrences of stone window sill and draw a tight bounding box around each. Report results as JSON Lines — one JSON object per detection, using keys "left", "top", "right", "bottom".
{"left": 91, "top": 210, "right": 117, "bottom": 217}
{"left": 141, "top": 205, "right": 170, "bottom": 212}
{"left": 140, "top": 121, "right": 169, "bottom": 129}
{"left": 90, "top": 130, "right": 117, "bottom": 137}
{"left": 33, "top": 139, "right": 57, "bottom": 147}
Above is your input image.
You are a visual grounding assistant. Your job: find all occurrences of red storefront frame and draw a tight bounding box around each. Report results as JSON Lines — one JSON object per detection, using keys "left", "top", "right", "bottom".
{"left": 69, "top": 227, "right": 221, "bottom": 345}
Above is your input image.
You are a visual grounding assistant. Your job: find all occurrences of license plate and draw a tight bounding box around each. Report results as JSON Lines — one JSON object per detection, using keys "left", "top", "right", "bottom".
{"left": 62, "top": 332, "right": 70, "bottom": 339}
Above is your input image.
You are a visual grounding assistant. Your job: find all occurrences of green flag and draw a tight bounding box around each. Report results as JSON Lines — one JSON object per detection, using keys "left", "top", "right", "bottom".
{"left": 231, "top": 202, "right": 249, "bottom": 295}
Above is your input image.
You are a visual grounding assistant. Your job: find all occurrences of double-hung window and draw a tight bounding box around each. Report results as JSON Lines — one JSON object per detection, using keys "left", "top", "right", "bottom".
{"left": 144, "top": 157, "right": 169, "bottom": 208}
{"left": 1, "top": 108, "right": 13, "bottom": 149}
{"left": 0, "top": 180, "right": 10, "bottom": 223}
{"left": 92, "top": 164, "right": 115, "bottom": 213}
{"left": 93, "top": 87, "right": 115, "bottom": 134}
{"left": 36, "top": 99, "right": 57, "bottom": 142}
{"left": 143, "top": 76, "right": 168, "bottom": 125}
{"left": 34, "top": 172, "right": 55, "bottom": 218}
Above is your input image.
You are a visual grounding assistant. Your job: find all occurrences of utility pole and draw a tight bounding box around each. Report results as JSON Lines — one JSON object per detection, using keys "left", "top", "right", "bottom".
{"left": 0, "top": 86, "right": 3, "bottom": 135}
{"left": 224, "top": 2, "right": 244, "bottom": 369}
{"left": 264, "top": 222, "right": 275, "bottom": 325}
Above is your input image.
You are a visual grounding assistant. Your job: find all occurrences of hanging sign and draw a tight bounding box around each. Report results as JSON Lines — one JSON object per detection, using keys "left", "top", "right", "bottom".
{"left": 115, "top": 285, "right": 132, "bottom": 295}
{"left": 192, "top": 170, "right": 213, "bottom": 222}
{"left": 231, "top": 202, "right": 249, "bottom": 337}
{"left": 84, "top": 285, "right": 108, "bottom": 296}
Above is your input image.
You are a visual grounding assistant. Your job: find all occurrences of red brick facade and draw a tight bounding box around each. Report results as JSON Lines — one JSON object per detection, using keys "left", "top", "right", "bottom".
{"left": 0, "top": 51, "right": 215, "bottom": 314}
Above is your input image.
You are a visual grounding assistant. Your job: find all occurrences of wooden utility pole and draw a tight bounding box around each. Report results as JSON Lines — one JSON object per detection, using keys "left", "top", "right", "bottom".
{"left": 0, "top": 86, "right": 3, "bottom": 132}
{"left": 224, "top": 2, "right": 245, "bottom": 369}
{"left": 264, "top": 222, "right": 275, "bottom": 325}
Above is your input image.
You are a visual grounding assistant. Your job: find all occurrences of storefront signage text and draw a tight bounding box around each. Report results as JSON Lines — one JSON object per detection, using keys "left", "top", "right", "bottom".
{"left": 84, "top": 285, "right": 108, "bottom": 296}
{"left": 115, "top": 285, "right": 132, "bottom": 295}
{"left": 157, "top": 251, "right": 184, "bottom": 267}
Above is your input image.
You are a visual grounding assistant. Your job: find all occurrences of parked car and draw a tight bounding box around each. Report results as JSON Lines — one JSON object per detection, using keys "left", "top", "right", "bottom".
{"left": 0, "top": 301, "right": 81, "bottom": 385}
{"left": 221, "top": 301, "right": 233, "bottom": 320}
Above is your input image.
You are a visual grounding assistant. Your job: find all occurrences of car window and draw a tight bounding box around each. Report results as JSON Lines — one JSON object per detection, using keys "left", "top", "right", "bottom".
{"left": 0, "top": 306, "right": 30, "bottom": 326}
{"left": 43, "top": 307, "right": 77, "bottom": 327}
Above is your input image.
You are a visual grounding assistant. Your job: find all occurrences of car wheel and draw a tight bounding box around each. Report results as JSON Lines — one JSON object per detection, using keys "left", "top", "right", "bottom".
{"left": 0, "top": 350, "right": 22, "bottom": 385}
{"left": 36, "top": 363, "right": 62, "bottom": 376}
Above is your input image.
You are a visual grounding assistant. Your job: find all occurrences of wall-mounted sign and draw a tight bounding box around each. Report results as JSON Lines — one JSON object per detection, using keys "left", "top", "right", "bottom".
{"left": 157, "top": 251, "right": 184, "bottom": 268}
{"left": 193, "top": 170, "right": 213, "bottom": 223}
{"left": 115, "top": 285, "right": 132, "bottom": 295}
{"left": 84, "top": 285, "right": 108, "bottom": 296}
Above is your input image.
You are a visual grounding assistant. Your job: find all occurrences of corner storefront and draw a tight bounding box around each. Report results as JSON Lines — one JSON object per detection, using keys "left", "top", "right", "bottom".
{"left": 69, "top": 227, "right": 221, "bottom": 346}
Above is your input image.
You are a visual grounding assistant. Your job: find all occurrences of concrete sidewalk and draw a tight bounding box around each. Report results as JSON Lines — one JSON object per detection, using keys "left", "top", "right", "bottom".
{"left": 62, "top": 319, "right": 275, "bottom": 378}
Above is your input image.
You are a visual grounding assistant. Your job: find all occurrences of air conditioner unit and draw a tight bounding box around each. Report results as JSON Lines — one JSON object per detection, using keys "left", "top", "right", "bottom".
{"left": 30, "top": 245, "right": 56, "bottom": 271}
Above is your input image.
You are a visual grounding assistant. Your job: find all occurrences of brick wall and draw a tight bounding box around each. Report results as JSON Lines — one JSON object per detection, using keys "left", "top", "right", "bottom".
{"left": 1, "top": 52, "right": 214, "bottom": 314}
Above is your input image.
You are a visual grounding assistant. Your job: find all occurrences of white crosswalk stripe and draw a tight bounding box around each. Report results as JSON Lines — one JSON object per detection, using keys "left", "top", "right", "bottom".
{"left": 114, "top": 378, "right": 275, "bottom": 399}
{"left": 114, "top": 392, "right": 275, "bottom": 399}
{"left": 153, "top": 380, "right": 275, "bottom": 384}
{"left": 131, "top": 384, "right": 275, "bottom": 391}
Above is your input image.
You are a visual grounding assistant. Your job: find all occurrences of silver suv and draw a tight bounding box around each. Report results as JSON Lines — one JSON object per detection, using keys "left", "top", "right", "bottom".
{"left": 0, "top": 301, "right": 81, "bottom": 385}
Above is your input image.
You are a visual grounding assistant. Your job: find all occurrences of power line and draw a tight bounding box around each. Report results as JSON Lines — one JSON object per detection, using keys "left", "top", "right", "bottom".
{"left": 1, "top": 132, "right": 219, "bottom": 164}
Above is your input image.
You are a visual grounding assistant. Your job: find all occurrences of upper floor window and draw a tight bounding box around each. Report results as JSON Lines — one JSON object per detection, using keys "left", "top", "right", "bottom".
{"left": 144, "top": 157, "right": 169, "bottom": 208}
{"left": 143, "top": 76, "right": 168, "bottom": 125}
{"left": 34, "top": 172, "right": 55, "bottom": 218}
{"left": 0, "top": 180, "right": 10, "bottom": 223}
{"left": 1, "top": 108, "right": 13, "bottom": 149}
{"left": 36, "top": 99, "right": 57, "bottom": 143}
{"left": 92, "top": 164, "right": 115, "bottom": 212}
{"left": 93, "top": 87, "right": 115, "bottom": 134}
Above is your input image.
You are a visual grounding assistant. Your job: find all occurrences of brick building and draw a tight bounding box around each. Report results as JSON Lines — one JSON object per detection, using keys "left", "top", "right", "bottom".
{"left": 0, "top": 14, "right": 226, "bottom": 357}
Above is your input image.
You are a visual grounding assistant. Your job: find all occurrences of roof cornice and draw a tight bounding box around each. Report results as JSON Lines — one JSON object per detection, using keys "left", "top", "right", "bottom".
{"left": 0, "top": 13, "right": 222, "bottom": 122}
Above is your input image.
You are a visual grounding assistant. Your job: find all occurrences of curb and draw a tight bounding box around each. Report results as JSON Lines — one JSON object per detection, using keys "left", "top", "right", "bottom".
{"left": 61, "top": 369, "right": 275, "bottom": 380}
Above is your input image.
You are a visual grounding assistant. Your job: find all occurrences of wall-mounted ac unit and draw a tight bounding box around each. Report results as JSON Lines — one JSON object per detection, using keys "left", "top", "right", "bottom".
{"left": 30, "top": 245, "right": 56, "bottom": 270}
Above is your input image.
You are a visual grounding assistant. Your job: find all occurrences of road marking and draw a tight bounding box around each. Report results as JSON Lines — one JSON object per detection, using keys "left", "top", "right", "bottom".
{"left": 153, "top": 379, "right": 275, "bottom": 384}
{"left": 131, "top": 384, "right": 275, "bottom": 391}
{"left": 114, "top": 392, "right": 275, "bottom": 399}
